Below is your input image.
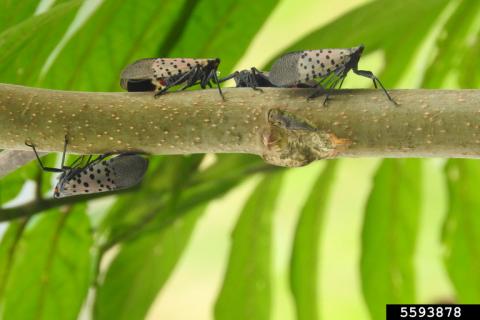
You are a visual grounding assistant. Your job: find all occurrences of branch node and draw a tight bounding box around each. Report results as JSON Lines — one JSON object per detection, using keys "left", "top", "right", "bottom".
{"left": 261, "top": 108, "right": 352, "bottom": 167}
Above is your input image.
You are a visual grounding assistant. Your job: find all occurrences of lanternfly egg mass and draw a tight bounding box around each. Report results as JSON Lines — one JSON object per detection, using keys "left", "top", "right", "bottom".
{"left": 269, "top": 45, "right": 397, "bottom": 104}
{"left": 26, "top": 136, "right": 148, "bottom": 198}
{"left": 120, "top": 57, "right": 224, "bottom": 99}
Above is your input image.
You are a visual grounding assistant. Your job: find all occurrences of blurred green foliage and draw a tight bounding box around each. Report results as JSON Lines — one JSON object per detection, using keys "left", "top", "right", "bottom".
{"left": 0, "top": 0, "right": 479, "bottom": 319}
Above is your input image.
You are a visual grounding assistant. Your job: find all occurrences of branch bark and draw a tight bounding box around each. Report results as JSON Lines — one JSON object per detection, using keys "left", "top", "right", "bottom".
{"left": 1, "top": 83, "right": 479, "bottom": 167}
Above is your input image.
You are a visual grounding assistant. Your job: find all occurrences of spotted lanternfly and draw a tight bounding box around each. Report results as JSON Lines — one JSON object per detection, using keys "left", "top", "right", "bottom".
{"left": 120, "top": 58, "right": 224, "bottom": 99}
{"left": 217, "top": 67, "right": 275, "bottom": 91}
{"left": 269, "top": 45, "right": 397, "bottom": 105}
{"left": 26, "top": 136, "right": 148, "bottom": 198}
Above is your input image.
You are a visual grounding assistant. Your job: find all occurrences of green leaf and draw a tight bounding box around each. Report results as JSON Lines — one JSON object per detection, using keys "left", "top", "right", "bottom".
{"left": 0, "top": 219, "right": 28, "bottom": 302}
{"left": 0, "top": 153, "right": 57, "bottom": 206}
{"left": 458, "top": 28, "right": 480, "bottom": 88}
{"left": 0, "top": 0, "right": 74, "bottom": 32}
{"left": 101, "top": 155, "right": 266, "bottom": 249}
{"left": 265, "top": 0, "right": 449, "bottom": 86}
{"left": 96, "top": 156, "right": 269, "bottom": 319}
{"left": 0, "top": 171, "right": 28, "bottom": 206}
{"left": 360, "top": 159, "right": 422, "bottom": 320}
{"left": 192, "top": 154, "right": 271, "bottom": 184}
{"left": 214, "top": 173, "right": 283, "bottom": 320}
{"left": 0, "top": 0, "right": 39, "bottom": 32}
{"left": 0, "top": 0, "right": 82, "bottom": 85}
{"left": 135, "top": 155, "right": 273, "bottom": 238}
{"left": 0, "top": 156, "right": 38, "bottom": 205}
{"left": 100, "top": 155, "right": 204, "bottom": 243}
{"left": 1, "top": 206, "right": 92, "bottom": 320}
{"left": 423, "top": 0, "right": 480, "bottom": 88}
{"left": 94, "top": 205, "right": 204, "bottom": 320}
{"left": 443, "top": 160, "right": 480, "bottom": 302}
{"left": 289, "top": 160, "right": 338, "bottom": 320}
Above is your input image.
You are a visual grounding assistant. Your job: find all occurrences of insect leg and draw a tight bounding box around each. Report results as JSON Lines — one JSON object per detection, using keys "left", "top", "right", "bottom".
{"left": 308, "top": 72, "right": 344, "bottom": 106}
{"left": 210, "top": 67, "right": 225, "bottom": 100}
{"left": 84, "top": 155, "right": 93, "bottom": 166}
{"left": 201, "top": 69, "right": 219, "bottom": 90}
{"left": 251, "top": 67, "right": 264, "bottom": 74}
{"left": 179, "top": 67, "right": 201, "bottom": 91}
{"left": 95, "top": 153, "right": 113, "bottom": 161}
{"left": 307, "top": 83, "right": 325, "bottom": 99}
{"left": 60, "top": 135, "right": 69, "bottom": 169}
{"left": 353, "top": 69, "right": 397, "bottom": 104}
{"left": 171, "top": 71, "right": 194, "bottom": 88}
{"left": 68, "top": 155, "right": 84, "bottom": 169}
{"left": 25, "top": 141, "right": 64, "bottom": 173}
{"left": 322, "top": 76, "right": 344, "bottom": 105}
{"left": 185, "top": 68, "right": 203, "bottom": 88}
{"left": 308, "top": 73, "right": 335, "bottom": 101}
{"left": 154, "top": 71, "right": 195, "bottom": 97}
{"left": 249, "top": 68, "right": 264, "bottom": 92}
{"left": 155, "top": 86, "right": 171, "bottom": 98}
{"left": 215, "top": 71, "right": 239, "bottom": 84}
{"left": 337, "top": 75, "right": 346, "bottom": 90}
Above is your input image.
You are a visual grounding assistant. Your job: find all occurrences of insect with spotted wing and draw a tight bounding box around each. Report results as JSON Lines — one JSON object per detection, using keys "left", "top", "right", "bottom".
{"left": 269, "top": 45, "right": 397, "bottom": 105}
{"left": 217, "top": 67, "right": 318, "bottom": 90}
{"left": 26, "top": 136, "right": 148, "bottom": 198}
{"left": 120, "top": 57, "right": 224, "bottom": 100}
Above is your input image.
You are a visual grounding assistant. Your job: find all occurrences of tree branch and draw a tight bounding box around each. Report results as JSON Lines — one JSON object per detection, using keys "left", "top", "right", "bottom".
{"left": 1, "top": 83, "right": 479, "bottom": 167}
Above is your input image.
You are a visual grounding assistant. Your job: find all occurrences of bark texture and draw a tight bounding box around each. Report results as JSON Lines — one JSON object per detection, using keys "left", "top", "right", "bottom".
{"left": 1, "top": 83, "right": 479, "bottom": 167}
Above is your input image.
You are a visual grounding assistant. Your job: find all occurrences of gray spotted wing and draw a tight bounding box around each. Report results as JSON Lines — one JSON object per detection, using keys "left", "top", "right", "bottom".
{"left": 296, "top": 49, "right": 352, "bottom": 82}
{"left": 151, "top": 58, "right": 210, "bottom": 78}
{"left": 56, "top": 154, "right": 148, "bottom": 198}
{"left": 120, "top": 59, "right": 156, "bottom": 80}
{"left": 269, "top": 47, "right": 358, "bottom": 86}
